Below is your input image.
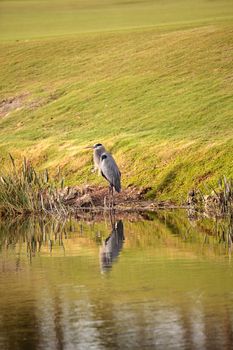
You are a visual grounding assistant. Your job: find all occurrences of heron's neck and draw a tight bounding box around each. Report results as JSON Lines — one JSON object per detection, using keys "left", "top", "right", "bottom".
{"left": 95, "top": 147, "right": 105, "bottom": 158}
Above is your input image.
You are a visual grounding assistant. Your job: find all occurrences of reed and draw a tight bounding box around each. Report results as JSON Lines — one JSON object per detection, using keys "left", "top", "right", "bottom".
{"left": 187, "top": 176, "right": 233, "bottom": 216}
{"left": 203, "top": 176, "right": 233, "bottom": 216}
{"left": 215, "top": 177, "right": 233, "bottom": 214}
{"left": 0, "top": 155, "right": 67, "bottom": 216}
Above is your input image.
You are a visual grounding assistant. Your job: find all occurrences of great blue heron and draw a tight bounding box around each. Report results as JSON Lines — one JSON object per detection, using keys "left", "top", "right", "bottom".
{"left": 85, "top": 143, "right": 121, "bottom": 207}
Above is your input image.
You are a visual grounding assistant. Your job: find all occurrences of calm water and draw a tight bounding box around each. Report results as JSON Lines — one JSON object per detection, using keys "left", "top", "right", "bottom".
{"left": 0, "top": 210, "right": 233, "bottom": 350}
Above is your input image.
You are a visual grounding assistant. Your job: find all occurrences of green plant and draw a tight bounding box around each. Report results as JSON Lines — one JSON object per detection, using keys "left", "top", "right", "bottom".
{"left": 0, "top": 155, "right": 66, "bottom": 216}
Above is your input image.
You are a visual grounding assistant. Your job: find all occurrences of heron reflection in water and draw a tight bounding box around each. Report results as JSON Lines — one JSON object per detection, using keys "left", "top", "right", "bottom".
{"left": 100, "top": 220, "right": 124, "bottom": 273}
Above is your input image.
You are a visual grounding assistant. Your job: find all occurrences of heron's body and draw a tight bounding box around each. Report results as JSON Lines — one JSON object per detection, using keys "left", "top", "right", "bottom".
{"left": 100, "top": 153, "right": 121, "bottom": 193}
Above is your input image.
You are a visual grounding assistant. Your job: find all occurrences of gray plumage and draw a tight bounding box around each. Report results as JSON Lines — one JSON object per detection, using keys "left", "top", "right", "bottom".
{"left": 93, "top": 143, "right": 106, "bottom": 173}
{"left": 85, "top": 142, "right": 121, "bottom": 206}
{"left": 100, "top": 153, "right": 121, "bottom": 193}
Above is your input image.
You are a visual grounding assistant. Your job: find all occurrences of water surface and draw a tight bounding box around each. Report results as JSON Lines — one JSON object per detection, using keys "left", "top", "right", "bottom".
{"left": 0, "top": 210, "right": 233, "bottom": 349}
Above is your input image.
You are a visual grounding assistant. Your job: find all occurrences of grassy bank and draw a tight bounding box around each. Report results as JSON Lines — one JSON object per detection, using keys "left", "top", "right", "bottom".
{"left": 0, "top": 1, "right": 233, "bottom": 202}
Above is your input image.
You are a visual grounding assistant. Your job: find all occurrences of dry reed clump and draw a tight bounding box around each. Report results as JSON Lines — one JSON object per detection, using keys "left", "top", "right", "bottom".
{"left": 187, "top": 176, "right": 233, "bottom": 216}
{"left": 0, "top": 155, "right": 67, "bottom": 216}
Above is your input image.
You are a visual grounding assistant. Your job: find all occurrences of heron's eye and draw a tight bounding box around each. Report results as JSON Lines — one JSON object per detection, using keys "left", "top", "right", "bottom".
{"left": 101, "top": 154, "right": 107, "bottom": 160}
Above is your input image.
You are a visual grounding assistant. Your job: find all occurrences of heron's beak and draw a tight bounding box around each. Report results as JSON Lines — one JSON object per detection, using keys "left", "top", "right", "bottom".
{"left": 83, "top": 146, "right": 93, "bottom": 149}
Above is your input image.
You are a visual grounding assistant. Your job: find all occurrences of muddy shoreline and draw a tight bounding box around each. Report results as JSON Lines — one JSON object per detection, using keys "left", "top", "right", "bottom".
{"left": 60, "top": 185, "right": 184, "bottom": 212}
{"left": 58, "top": 185, "right": 233, "bottom": 220}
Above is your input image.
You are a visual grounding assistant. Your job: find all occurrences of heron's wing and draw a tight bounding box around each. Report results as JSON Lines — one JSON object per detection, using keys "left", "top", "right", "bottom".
{"left": 100, "top": 153, "right": 121, "bottom": 192}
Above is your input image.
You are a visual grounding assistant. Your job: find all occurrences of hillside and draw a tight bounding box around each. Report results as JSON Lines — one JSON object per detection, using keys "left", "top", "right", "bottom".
{"left": 0, "top": 0, "right": 233, "bottom": 202}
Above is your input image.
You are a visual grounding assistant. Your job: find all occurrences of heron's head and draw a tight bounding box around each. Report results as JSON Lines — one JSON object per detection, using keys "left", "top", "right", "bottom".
{"left": 93, "top": 144, "right": 106, "bottom": 156}
{"left": 93, "top": 143, "right": 103, "bottom": 149}
{"left": 84, "top": 143, "right": 105, "bottom": 151}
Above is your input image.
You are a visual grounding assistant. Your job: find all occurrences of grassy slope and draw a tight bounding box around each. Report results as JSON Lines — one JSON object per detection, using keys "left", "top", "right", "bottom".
{"left": 0, "top": 0, "right": 233, "bottom": 202}
{"left": 1, "top": 0, "right": 233, "bottom": 41}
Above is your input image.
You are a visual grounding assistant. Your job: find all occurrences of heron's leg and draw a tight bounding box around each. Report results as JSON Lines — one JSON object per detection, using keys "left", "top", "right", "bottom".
{"left": 104, "top": 196, "right": 107, "bottom": 209}
{"left": 104, "top": 187, "right": 110, "bottom": 210}
{"left": 109, "top": 186, "right": 114, "bottom": 209}
{"left": 108, "top": 186, "right": 111, "bottom": 209}
{"left": 111, "top": 187, "right": 114, "bottom": 208}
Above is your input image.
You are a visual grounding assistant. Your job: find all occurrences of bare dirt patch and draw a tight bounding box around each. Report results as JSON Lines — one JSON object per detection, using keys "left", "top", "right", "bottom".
{"left": 0, "top": 90, "right": 65, "bottom": 118}
{"left": 0, "top": 94, "right": 29, "bottom": 118}
{"left": 59, "top": 185, "right": 179, "bottom": 212}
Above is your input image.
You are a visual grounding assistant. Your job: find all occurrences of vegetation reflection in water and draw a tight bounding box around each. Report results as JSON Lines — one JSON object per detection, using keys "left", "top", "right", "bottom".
{"left": 0, "top": 210, "right": 233, "bottom": 350}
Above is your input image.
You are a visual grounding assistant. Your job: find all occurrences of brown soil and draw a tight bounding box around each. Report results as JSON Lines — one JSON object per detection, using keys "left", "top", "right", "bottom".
{"left": 60, "top": 185, "right": 180, "bottom": 212}
{"left": 0, "top": 94, "right": 28, "bottom": 117}
{"left": 0, "top": 90, "right": 65, "bottom": 118}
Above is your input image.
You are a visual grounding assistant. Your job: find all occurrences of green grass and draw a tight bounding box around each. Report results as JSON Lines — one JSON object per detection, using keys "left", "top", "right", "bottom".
{"left": 0, "top": 0, "right": 233, "bottom": 202}
{"left": 1, "top": 0, "right": 233, "bottom": 41}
